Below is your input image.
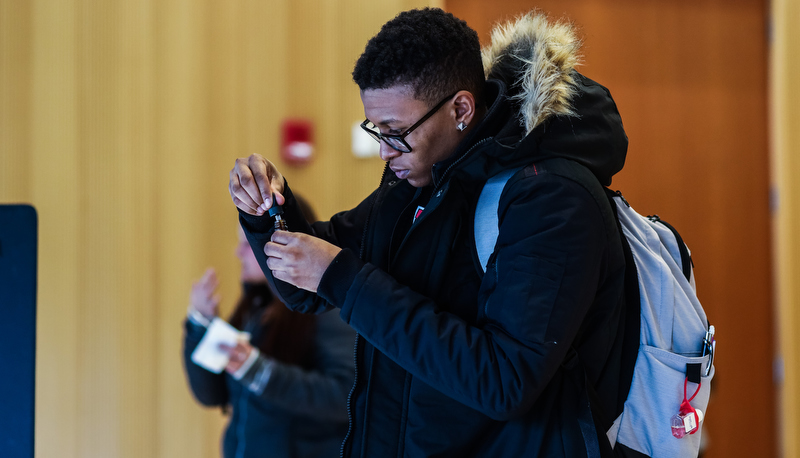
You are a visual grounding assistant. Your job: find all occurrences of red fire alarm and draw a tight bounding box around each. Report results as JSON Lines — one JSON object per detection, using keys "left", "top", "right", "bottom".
{"left": 281, "top": 118, "right": 314, "bottom": 165}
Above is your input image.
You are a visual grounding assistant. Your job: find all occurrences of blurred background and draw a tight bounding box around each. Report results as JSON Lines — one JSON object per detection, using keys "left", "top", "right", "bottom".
{"left": 1, "top": 0, "right": 798, "bottom": 457}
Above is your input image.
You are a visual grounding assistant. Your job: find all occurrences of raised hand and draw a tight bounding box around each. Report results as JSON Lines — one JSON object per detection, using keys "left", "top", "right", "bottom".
{"left": 190, "top": 267, "right": 221, "bottom": 320}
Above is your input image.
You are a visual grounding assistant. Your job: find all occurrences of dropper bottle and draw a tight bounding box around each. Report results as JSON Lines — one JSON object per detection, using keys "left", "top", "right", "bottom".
{"left": 268, "top": 194, "right": 288, "bottom": 231}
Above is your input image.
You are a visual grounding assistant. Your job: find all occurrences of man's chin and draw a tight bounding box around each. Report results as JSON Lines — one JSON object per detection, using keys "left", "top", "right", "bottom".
{"left": 406, "top": 177, "right": 431, "bottom": 188}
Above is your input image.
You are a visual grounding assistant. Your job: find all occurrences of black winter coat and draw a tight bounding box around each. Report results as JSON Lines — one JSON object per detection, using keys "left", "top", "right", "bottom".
{"left": 240, "top": 71, "right": 629, "bottom": 457}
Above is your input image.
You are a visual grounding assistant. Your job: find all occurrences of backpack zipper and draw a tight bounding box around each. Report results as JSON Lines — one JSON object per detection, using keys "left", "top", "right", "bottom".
{"left": 614, "top": 190, "right": 631, "bottom": 208}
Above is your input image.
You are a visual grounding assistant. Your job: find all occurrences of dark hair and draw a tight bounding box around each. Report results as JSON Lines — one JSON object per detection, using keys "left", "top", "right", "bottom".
{"left": 228, "top": 193, "right": 319, "bottom": 369}
{"left": 352, "top": 8, "right": 485, "bottom": 106}
{"left": 227, "top": 285, "right": 315, "bottom": 368}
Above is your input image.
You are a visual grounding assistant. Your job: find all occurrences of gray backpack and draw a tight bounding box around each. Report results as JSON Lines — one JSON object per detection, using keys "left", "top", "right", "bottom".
{"left": 475, "top": 161, "right": 715, "bottom": 457}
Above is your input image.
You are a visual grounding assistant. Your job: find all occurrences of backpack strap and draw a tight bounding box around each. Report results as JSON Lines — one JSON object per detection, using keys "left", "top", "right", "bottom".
{"left": 474, "top": 166, "right": 524, "bottom": 272}
{"left": 474, "top": 160, "right": 621, "bottom": 269}
{"left": 646, "top": 214, "right": 693, "bottom": 282}
{"left": 604, "top": 190, "right": 642, "bottom": 429}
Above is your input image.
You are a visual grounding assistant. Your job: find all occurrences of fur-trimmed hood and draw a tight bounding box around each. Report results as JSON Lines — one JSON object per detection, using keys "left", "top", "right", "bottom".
{"left": 482, "top": 12, "right": 582, "bottom": 134}
{"left": 478, "top": 12, "right": 628, "bottom": 186}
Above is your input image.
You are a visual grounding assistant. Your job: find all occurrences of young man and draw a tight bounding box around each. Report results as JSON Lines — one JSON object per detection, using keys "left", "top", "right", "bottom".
{"left": 229, "top": 8, "right": 629, "bottom": 457}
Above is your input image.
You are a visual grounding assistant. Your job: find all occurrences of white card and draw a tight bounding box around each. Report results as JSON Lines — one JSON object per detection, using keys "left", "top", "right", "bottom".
{"left": 191, "top": 318, "right": 247, "bottom": 373}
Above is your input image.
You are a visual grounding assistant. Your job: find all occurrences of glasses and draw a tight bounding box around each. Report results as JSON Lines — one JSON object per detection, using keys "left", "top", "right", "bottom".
{"left": 360, "top": 91, "right": 459, "bottom": 153}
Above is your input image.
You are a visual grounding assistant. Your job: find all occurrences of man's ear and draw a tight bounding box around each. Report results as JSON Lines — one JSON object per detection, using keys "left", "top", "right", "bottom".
{"left": 451, "top": 91, "right": 477, "bottom": 126}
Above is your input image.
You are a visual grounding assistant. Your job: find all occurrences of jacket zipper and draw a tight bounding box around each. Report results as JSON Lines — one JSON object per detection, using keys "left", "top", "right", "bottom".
{"left": 340, "top": 163, "right": 390, "bottom": 458}
{"left": 432, "top": 137, "right": 494, "bottom": 192}
{"left": 340, "top": 141, "right": 491, "bottom": 455}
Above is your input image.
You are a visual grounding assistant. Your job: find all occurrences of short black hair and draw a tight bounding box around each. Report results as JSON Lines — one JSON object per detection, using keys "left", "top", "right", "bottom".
{"left": 352, "top": 8, "right": 485, "bottom": 106}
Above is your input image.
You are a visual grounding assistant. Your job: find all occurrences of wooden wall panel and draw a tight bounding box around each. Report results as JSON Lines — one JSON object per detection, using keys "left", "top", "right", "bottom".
{"left": 27, "top": 0, "right": 82, "bottom": 456}
{"left": 0, "top": 0, "right": 32, "bottom": 203}
{"left": 771, "top": 0, "right": 800, "bottom": 456}
{"left": 445, "top": 1, "right": 772, "bottom": 457}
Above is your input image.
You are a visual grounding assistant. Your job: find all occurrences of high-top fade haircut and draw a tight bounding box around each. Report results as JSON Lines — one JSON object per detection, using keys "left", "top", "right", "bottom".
{"left": 352, "top": 8, "right": 485, "bottom": 107}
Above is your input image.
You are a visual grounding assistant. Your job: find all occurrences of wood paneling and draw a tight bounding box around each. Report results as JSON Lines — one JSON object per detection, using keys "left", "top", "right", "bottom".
{"left": 771, "top": 0, "right": 800, "bottom": 456}
{"left": 445, "top": 1, "right": 772, "bottom": 457}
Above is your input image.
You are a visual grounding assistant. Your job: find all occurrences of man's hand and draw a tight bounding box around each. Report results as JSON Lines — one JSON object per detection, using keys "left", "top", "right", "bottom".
{"left": 190, "top": 267, "right": 220, "bottom": 319}
{"left": 264, "top": 231, "right": 342, "bottom": 293}
{"left": 229, "top": 154, "right": 286, "bottom": 215}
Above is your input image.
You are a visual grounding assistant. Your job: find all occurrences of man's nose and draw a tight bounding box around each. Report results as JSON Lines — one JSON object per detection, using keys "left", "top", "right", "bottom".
{"left": 379, "top": 142, "right": 401, "bottom": 162}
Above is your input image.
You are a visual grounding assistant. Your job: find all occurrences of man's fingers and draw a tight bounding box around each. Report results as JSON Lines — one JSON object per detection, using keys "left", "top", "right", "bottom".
{"left": 245, "top": 167, "right": 269, "bottom": 207}
{"left": 272, "top": 269, "right": 290, "bottom": 284}
{"left": 270, "top": 229, "right": 302, "bottom": 245}
{"left": 248, "top": 154, "right": 285, "bottom": 207}
{"left": 229, "top": 167, "right": 262, "bottom": 214}
{"left": 229, "top": 154, "right": 284, "bottom": 215}
{"left": 248, "top": 154, "right": 274, "bottom": 207}
{"left": 271, "top": 190, "right": 286, "bottom": 207}
{"left": 232, "top": 195, "right": 259, "bottom": 215}
{"left": 264, "top": 241, "right": 285, "bottom": 259}
{"left": 264, "top": 239, "right": 298, "bottom": 274}
{"left": 266, "top": 257, "right": 293, "bottom": 276}
{"left": 233, "top": 196, "right": 260, "bottom": 215}
{"left": 261, "top": 231, "right": 334, "bottom": 293}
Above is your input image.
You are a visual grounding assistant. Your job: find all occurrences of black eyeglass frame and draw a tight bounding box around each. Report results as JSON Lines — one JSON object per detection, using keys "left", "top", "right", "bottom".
{"left": 360, "top": 91, "right": 459, "bottom": 153}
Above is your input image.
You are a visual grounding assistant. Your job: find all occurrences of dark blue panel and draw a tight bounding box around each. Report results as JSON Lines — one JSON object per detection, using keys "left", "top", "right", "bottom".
{"left": 0, "top": 204, "right": 37, "bottom": 458}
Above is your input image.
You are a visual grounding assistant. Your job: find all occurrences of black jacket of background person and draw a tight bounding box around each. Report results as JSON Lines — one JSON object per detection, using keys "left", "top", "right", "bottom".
{"left": 182, "top": 284, "right": 353, "bottom": 458}
{"left": 240, "top": 23, "right": 629, "bottom": 458}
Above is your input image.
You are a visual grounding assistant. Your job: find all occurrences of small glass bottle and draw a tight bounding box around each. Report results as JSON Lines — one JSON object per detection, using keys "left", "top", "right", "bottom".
{"left": 671, "top": 409, "right": 704, "bottom": 439}
{"left": 269, "top": 204, "right": 288, "bottom": 231}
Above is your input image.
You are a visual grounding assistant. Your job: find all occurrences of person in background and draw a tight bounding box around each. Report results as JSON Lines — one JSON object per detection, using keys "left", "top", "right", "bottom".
{"left": 182, "top": 195, "right": 354, "bottom": 458}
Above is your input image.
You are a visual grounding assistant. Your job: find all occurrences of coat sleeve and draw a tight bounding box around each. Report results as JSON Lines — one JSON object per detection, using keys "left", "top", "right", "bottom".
{"left": 238, "top": 180, "right": 376, "bottom": 315}
{"left": 317, "top": 173, "right": 610, "bottom": 421}
{"left": 234, "top": 311, "right": 355, "bottom": 422}
{"left": 182, "top": 319, "right": 229, "bottom": 407}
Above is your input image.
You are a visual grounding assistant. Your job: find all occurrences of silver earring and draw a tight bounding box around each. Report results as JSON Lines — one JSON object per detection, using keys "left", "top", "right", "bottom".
{"left": 457, "top": 121, "right": 468, "bottom": 131}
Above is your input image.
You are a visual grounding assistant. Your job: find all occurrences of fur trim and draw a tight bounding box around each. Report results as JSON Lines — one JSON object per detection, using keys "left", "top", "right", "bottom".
{"left": 482, "top": 12, "right": 582, "bottom": 133}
